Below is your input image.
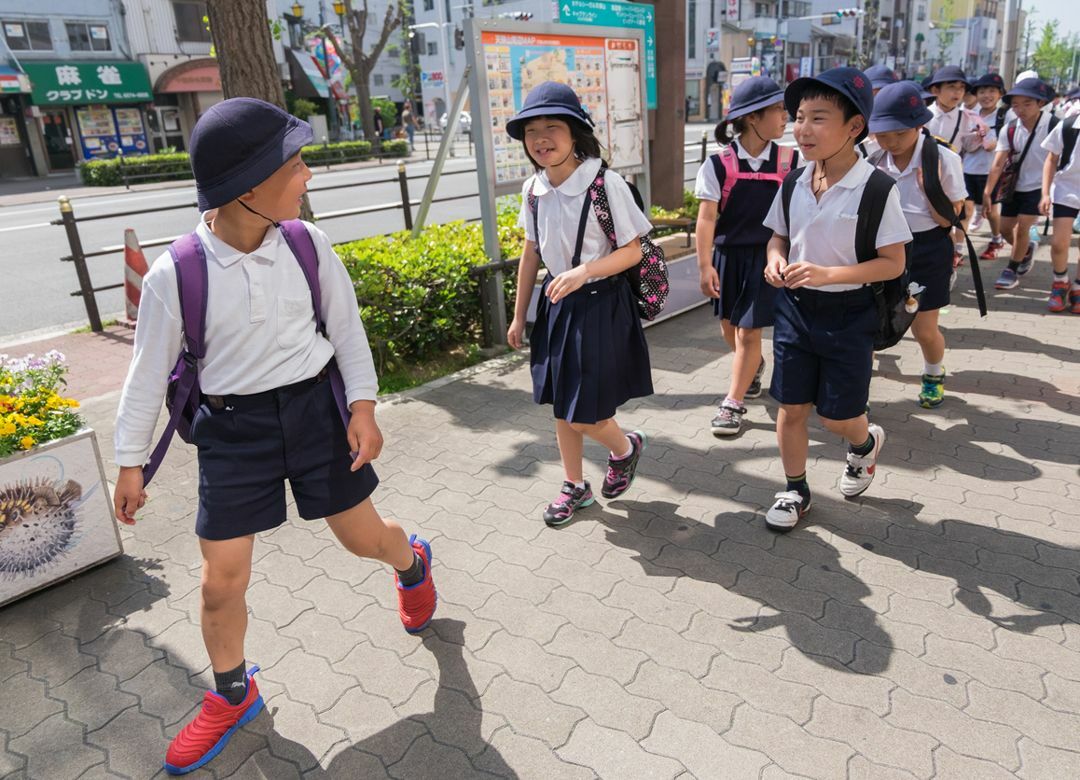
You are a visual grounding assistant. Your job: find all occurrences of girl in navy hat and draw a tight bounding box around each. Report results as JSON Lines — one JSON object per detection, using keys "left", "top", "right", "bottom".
{"left": 694, "top": 75, "right": 797, "bottom": 436}
{"left": 966, "top": 74, "right": 1008, "bottom": 252}
{"left": 869, "top": 81, "right": 968, "bottom": 408}
{"left": 505, "top": 81, "right": 654, "bottom": 527}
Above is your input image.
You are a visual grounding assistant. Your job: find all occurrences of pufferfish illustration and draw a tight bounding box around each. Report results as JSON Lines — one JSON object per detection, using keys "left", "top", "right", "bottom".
{"left": 0, "top": 478, "right": 83, "bottom": 577}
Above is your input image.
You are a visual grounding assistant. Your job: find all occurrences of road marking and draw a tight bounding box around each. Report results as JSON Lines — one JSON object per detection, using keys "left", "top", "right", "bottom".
{"left": 0, "top": 221, "right": 51, "bottom": 233}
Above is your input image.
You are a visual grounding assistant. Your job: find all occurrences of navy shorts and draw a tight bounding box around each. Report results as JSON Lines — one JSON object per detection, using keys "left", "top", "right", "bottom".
{"left": 964, "top": 173, "right": 988, "bottom": 203}
{"left": 191, "top": 367, "right": 378, "bottom": 541}
{"left": 910, "top": 227, "right": 953, "bottom": 311}
{"left": 1053, "top": 203, "right": 1080, "bottom": 219}
{"left": 1001, "top": 189, "right": 1041, "bottom": 217}
{"left": 770, "top": 286, "right": 877, "bottom": 421}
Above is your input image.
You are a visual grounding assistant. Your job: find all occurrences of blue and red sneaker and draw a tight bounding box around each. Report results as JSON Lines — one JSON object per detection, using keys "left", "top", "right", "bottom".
{"left": 396, "top": 535, "right": 437, "bottom": 634}
{"left": 164, "top": 665, "right": 263, "bottom": 775}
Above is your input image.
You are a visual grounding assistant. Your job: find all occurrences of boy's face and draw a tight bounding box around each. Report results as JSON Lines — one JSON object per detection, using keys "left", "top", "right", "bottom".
{"left": 792, "top": 96, "right": 863, "bottom": 161}
{"left": 874, "top": 127, "right": 921, "bottom": 158}
{"left": 931, "top": 80, "right": 966, "bottom": 110}
{"left": 245, "top": 153, "right": 312, "bottom": 222}
{"left": 1009, "top": 95, "right": 1045, "bottom": 123}
{"left": 976, "top": 86, "right": 1002, "bottom": 109}
{"left": 523, "top": 117, "right": 574, "bottom": 167}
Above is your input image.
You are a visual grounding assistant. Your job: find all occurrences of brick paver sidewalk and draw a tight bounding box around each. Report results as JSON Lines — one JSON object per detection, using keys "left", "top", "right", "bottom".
{"left": 1, "top": 250, "right": 1079, "bottom": 779}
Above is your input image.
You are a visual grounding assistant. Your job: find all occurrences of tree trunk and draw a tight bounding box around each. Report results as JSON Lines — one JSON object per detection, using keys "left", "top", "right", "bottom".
{"left": 354, "top": 64, "right": 376, "bottom": 142}
{"left": 206, "top": 0, "right": 286, "bottom": 107}
{"left": 646, "top": 0, "right": 686, "bottom": 210}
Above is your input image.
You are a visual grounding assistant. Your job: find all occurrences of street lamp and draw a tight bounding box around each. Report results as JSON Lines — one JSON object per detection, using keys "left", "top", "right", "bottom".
{"left": 291, "top": 2, "right": 303, "bottom": 19}
{"left": 333, "top": 1, "right": 346, "bottom": 34}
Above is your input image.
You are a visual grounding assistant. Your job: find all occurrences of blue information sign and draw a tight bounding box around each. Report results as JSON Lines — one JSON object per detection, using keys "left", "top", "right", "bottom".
{"left": 557, "top": 0, "right": 657, "bottom": 109}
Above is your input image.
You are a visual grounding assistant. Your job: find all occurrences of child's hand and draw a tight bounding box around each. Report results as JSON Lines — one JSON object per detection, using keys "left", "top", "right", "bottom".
{"left": 507, "top": 317, "right": 526, "bottom": 350}
{"left": 347, "top": 402, "right": 383, "bottom": 471}
{"left": 546, "top": 266, "right": 588, "bottom": 304}
{"left": 764, "top": 255, "right": 788, "bottom": 288}
{"left": 982, "top": 192, "right": 994, "bottom": 214}
{"left": 113, "top": 466, "right": 146, "bottom": 526}
{"left": 782, "top": 262, "right": 833, "bottom": 289}
{"left": 1039, "top": 195, "right": 1051, "bottom": 216}
{"left": 699, "top": 265, "right": 720, "bottom": 299}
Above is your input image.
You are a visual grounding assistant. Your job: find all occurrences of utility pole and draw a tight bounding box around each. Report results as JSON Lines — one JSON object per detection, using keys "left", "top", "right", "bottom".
{"left": 643, "top": 0, "right": 686, "bottom": 209}
{"left": 1000, "top": 0, "right": 1018, "bottom": 86}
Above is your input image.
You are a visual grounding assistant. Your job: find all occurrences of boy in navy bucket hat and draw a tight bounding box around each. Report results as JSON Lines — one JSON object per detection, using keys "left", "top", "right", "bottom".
{"left": 113, "top": 97, "right": 438, "bottom": 775}
{"left": 760, "top": 67, "right": 912, "bottom": 531}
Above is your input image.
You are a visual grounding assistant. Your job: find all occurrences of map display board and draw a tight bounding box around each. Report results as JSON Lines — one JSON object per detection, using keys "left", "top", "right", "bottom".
{"left": 471, "top": 22, "right": 648, "bottom": 196}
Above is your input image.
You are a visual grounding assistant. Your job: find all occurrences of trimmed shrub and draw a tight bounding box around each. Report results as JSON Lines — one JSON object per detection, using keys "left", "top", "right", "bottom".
{"left": 301, "top": 140, "right": 372, "bottom": 165}
{"left": 79, "top": 153, "right": 191, "bottom": 186}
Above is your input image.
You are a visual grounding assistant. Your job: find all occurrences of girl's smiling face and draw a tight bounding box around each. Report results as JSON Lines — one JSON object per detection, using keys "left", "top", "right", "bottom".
{"left": 523, "top": 117, "right": 574, "bottom": 167}
{"left": 976, "top": 86, "right": 1002, "bottom": 110}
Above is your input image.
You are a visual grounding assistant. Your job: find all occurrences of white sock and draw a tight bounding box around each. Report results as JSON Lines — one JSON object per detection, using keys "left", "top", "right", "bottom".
{"left": 1053, "top": 271, "right": 1069, "bottom": 283}
{"left": 924, "top": 361, "right": 944, "bottom": 377}
{"left": 573, "top": 481, "right": 586, "bottom": 490}
{"left": 993, "top": 234, "right": 1004, "bottom": 242}
{"left": 612, "top": 437, "right": 633, "bottom": 460}
{"left": 954, "top": 243, "right": 965, "bottom": 254}
{"left": 973, "top": 206, "right": 983, "bottom": 217}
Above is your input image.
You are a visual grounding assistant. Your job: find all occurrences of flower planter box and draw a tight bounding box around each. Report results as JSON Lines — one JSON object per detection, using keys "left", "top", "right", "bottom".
{"left": 0, "top": 428, "right": 123, "bottom": 608}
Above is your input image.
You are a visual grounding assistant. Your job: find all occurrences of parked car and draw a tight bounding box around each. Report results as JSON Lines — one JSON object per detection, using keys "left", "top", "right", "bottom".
{"left": 439, "top": 111, "right": 472, "bottom": 134}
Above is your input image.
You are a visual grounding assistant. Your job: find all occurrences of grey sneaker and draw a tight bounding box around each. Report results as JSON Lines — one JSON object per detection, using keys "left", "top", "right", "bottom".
{"left": 543, "top": 481, "right": 595, "bottom": 527}
{"left": 839, "top": 424, "right": 886, "bottom": 497}
{"left": 745, "top": 359, "right": 767, "bottom": 399}
{"left": 1017, "top": 241, "right": 1035, "bottom": 276}
{"left": 710, "top": 401, "right": 746, "bottom": 437}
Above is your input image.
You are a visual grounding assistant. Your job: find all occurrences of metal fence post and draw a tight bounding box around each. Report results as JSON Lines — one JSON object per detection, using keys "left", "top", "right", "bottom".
{"left": 701, "top": 130, "right": 708, "bottom": 162}
{"left": 57, "top": 196, "right": 103, "bottom": 333}
{"left": 397, "top": 161, "right": 413, "bottom": 231}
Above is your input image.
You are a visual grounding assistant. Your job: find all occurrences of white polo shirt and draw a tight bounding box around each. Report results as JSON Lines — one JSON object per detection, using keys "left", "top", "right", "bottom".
{"left": 763, "top": 157, "right": 912, "bottom": 292}
{"left": 927, "top": 103, "right": 983, "bottom": 153}
{"left": 875, "top": 134, "right": 967, "bottom": 232}
{"left": 995, "top": 113, "right": 1054, "bottom": 193}
{"left": 962, "top": 107, "right": 1002, "bottom": 175}
{"left": 1042, "top": 119, "right": 1080, "bottom": 208}
{"left": 518, "top": 156, "right": 653, "bottom": 277}
{"left": 114, "top": 219, "right": 379, "bottom": 468}
{"left": 694, "top": 139, "right": 776, "bottom": 201}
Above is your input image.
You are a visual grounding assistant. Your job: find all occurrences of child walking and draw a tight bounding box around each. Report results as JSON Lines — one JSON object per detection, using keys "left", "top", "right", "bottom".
{"left": 1040, "top": 106, "right": 1080, "bottom": 313}
{"left": 965, "top": 74, "right": 1008, "bottom": 254}
{"left": 694, "top": 76, "right": 796, "bottom": 436}
{"left": 761, "top": 68, "right": 913, "bottom": 531}
{"left": 505, "top": 81, "right": 654, "bottom": 527}
{"left": 869, "top": 81, "right": 968, "bottom": 408}
{"left": 112, "top": 98, "right": 437, "bottom": 775}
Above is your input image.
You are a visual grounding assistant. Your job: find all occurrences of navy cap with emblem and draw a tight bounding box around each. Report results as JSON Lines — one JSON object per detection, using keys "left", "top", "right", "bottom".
{"left": 926, "top": 65, "right": 970, "bottom": 88}
{"left": 1004, "top": 77, "right": 1056, "bottom": 105}
{"left": 868, "top": 81, "right": 934, "bottom": 134}
{"left": 865, "top": 64, "right": 898, "bottom": 90}
{"left": 725, "top": 75, "right": 785, "bottom": 121}
{"left": 506, "top": 81, "right": 595, "bottom": 141}
{"left": 970, "top": 73, "right": 1006, "bottom": 93}
{"left": 784, "top": 66, "right": 874, "bottom": 143}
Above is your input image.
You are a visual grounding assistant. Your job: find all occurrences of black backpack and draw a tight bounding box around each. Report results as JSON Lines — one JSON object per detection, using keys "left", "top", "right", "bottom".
{"left": 780, "top": 167, "right": 917, "bottom": 351}
{"left": 1058, "top": 114, "right": 1080, "bottom": 171}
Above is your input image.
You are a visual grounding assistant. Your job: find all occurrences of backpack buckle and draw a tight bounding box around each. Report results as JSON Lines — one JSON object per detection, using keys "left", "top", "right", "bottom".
{"left": 181, "top": 351, "right": 198, "bottom": 370}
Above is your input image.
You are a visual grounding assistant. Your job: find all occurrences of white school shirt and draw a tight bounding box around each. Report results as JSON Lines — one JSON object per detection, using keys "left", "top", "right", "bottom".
{"left": 1041, "top": 120, "right": 1080, "bottom": 208}
{"left": 763, "top": 157, "right": 912, "bottom": 292}
{"left": 995, "top": 113, "right": 1054, "bottom": 193}
{"left": 518, "top": 156, "right": 653, "bottom": 277}
{"left": 875, "top": 134, "right": 967, "bottom": 233}
{"left": 962, "top": 107, "right": 1001, "bottom": 175}
{"left": 113, "top": 219, "right": 378, "bottom": 468}
{"left": 927, "top": 103, "right": 982, "bottom": 153}
{"left": 694, "top": 139, "right": 775, "bottom": 201}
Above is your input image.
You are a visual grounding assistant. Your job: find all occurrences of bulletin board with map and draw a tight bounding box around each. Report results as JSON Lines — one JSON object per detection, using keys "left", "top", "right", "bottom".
{"left": 467, "top": 20, "right": 649, "bottom": 197}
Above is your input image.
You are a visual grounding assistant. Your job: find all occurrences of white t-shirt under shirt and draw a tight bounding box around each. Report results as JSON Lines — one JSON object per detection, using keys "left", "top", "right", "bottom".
{"left": 995, "top": 113, "right": 1055, "bottom": 193}
{"left": 693, "top": 139, "right": 775, "bottom": 202}
{"left": 962, "top": 107, "right": 1002, "bottom": 176}
{"left": 875, "top": 134, "right": 967, "bottom": 232}
{"left": 763, "top": 157, "right": 913, "bottom": 293}
{"left": 1042, "top": 119, "right": 1080, "bottom": 208}
{"left": 518, "top": 156, "right": 654, "bottom": 278}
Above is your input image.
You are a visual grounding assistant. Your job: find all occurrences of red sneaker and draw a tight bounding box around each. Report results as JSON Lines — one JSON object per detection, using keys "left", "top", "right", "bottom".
{"left": 396, "top": 535, "right": 437, "bottom": 634}
{"left": 1048, "top": 280, "right": 1070, "bottom": 312}
{"left": 164, "top": 666, "right": 263, "bottom": 775}
{"left": 979, "top": 238, "right": 1004, "bottom": 260}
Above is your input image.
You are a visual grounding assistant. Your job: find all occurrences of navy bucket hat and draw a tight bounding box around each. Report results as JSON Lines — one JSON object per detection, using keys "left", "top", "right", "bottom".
{"left": 926, "top": 65, "right": 969, "bottom": 88}
{"left": 725, "top": 76, "right": 785, "bottom": 121}
{"left": 970, "top": 73, "right": 1006, "bottom": 93}
{"left": 865, "top": 64, "right": 898, "bottom": 90}
{"left": 785, "top": 66, "right": 874, "bottom": 143}
{"left": 189, "top": 97, "right": 313, "bottom": 212}
{"left": 868, "top": 81, "right": 934, "bottom": 133}
{"left": 1004, "top": 77, "right": 1056, "bottom": 105}
{"left": 506, "top": 81, "right": 594, "bottom": 140}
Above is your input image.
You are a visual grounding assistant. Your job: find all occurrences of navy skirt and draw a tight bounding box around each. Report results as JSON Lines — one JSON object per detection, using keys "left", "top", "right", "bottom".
{"left": 712, "top": 244, "right": 777, "bottom": 328}
{"left": 910, "top": 226, "right": 952, "bottom": 312}
{"left": 531, "top": 274, "right": 653, "bottom": 424}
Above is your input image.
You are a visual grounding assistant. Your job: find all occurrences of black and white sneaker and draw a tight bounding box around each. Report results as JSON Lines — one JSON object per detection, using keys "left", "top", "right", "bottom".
{"left": 839, "top": 423, "right": 886, "bottom": 497}
{"left": 745, "top": 359, "right": 767, "bottom": 399}
{"left": 765, "top": 490, "right": 811, "bottom": 531}
{"left": 1017, "top": 241, "right": 1035, "bottom": 276}
{"left": 710, "top": 401, "right": 746, "bottom": 437}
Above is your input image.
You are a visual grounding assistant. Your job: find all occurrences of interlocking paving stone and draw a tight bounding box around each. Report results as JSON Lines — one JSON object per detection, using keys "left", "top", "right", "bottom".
{"left": 557, "top": 720, "right": 685, "bottom": 779}
{"left": 642, "top": 710, "right": 771, "bottom": 779}
{"left": 9, "top": 713, "right": 106, "bottom": 779}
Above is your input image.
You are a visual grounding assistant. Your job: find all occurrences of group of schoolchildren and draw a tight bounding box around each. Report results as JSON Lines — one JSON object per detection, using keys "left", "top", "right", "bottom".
{"left": 108, "top": 65, "right": 1078, "bottom": 774}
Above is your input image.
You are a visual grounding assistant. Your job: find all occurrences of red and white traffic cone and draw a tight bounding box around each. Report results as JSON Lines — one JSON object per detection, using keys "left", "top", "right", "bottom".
{"left": 123, "top": 228, "right": 149, "bottom": 323}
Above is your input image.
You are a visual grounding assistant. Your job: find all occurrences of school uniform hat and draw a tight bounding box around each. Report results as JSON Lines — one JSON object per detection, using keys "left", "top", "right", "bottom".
{"left": 189, "top": 97, "right": 313, "bottom": 211}
{"left": 724, "top": 76, "right": 785, "bottom": 121}
{"left": 506, "top": 81, "right": 595, "bottom": 141}
{"left": 970, "top": 73, "right": 1006, "bottom": 92}
{"left": 868, "top": 81, "right": 934, "bottom": 133}
{"left": 926, "top": 65, "right": 970, "bottom": 88}
{"left": 1068, "top": 87, "right": 1080, "bottom": 101}
{"left": 1004, "top": 77, "right": 1056, "bottom": 105}
{"left": 865, "top": 64, "right": 898, "bottom": 89}
{"left": 784, "top": 66, "right": 874, "bottom": 143}
{"left": 917, "top": 76, "right": 934, "bottom": 100}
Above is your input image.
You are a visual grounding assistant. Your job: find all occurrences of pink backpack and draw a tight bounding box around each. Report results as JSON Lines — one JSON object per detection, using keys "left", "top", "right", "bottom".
{"left": 710, "top": 143, "right": 797, "bottom": 212}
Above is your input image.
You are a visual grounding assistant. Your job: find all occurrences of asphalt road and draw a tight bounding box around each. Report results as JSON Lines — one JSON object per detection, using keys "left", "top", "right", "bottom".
{"left": 1, "top": 124, "right": 715, "bottom": 339}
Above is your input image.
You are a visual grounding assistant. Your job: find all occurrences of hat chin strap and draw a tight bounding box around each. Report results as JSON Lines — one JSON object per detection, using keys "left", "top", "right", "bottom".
{"left": 238, "top": 199, "right": 282, "bottom": 228}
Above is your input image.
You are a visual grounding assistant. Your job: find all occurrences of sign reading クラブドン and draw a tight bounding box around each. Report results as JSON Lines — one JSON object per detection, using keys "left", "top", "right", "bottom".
{"left": 23, "top": 62, "right": 152, "bottom": 105}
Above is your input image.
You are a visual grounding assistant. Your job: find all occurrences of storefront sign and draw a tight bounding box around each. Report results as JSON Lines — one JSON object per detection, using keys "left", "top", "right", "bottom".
{"left": 0, "top": 116, "right": 19, "bottom": 146}
{"left": 23, "top": 62, "right": 153, "bottom": 105}
{"left": 157, "top": 62, "right": 222, "bottom": 93}
{"left": 0, "top": 66, "right": 30, "bottom": 94}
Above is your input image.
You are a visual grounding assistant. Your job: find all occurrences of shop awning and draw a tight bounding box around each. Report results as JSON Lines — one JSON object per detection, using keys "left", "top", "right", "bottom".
{"left": 23, "top": 61, "right": 152, "bottom": 105}
{"left": 0, "top": 65, "right": 29, "bottom": 93}
{"left": 288, "top": 49, "right": 329, "bottom": 99}
{"left": 155, "top": 57, "right": 221, "bottom": 93}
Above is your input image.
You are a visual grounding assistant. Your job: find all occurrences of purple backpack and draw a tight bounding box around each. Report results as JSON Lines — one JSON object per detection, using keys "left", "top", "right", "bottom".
{"left": 527, "top": 162, "right": 669, "bottom": 320}
{"left": 141, "top": 220, "right": 350, "bottom": 484}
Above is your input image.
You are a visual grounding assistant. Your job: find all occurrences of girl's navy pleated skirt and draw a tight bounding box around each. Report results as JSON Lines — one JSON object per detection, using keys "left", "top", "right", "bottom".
{"left": 531, "top": 274, "right": 653, "bottom": 424}
{"left": 910, "top": 226, "right": 952, "bottom": 311}
{"left": 712, "top": 244, "right": 776, "bottom": 328}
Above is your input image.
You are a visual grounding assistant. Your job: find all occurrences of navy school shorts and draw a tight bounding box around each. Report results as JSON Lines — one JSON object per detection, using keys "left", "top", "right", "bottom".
{"left": 964, "top": 173, "right": 988, "bottom": 203}
{"left": 770, "top": 286, "right": 877, "bottom": 421}
{"left": 1053, "top": 203, "right": 1080, "bottom": 220}
{"left": 191, "top": 365, "right": 378, "bottom": 541}
{"left": 910, "top": 226, "right": 953, "bottom": 311}
{"left": 1000, "top": 189, "right": 1042, "bottom": 217}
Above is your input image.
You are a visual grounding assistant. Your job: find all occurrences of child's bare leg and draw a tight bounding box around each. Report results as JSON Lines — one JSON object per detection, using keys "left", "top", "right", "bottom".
{"left": 325, "top": 498, "right": 414, "bottom": 571}
{"left": 729, "top": 327, "right": 763, "bottom": 402}
{"left": 571, "top": 417, "right": 632, "bottom": 455}
{"left": 199, "top": 535, "right": 255, "bottom": 673}
{"left": 911, "top": 310, "right": 945, "bottom": 366}
{"left": 776, "top": 403, "right": 812, "bottom": 477}
{"left": 555, "top": 418, "right": 586, "bottom": 483}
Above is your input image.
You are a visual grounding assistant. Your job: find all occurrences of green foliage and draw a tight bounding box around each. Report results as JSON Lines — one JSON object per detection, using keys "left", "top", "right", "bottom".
{"left": 291, "top": 98, "right": 319, "bottom": 121}
{"left": 372, "top": 97, "right": 398, "bottom": 127}
{"left": 79, "top": 153, "right": 191, "bottom": 186}
{"left": 1031, "top": 21, "right": 1079, "bottom": 87}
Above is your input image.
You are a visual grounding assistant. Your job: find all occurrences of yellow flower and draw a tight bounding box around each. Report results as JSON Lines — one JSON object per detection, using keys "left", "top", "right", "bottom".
{"left": 46, "top": 395, "right": 62, "bottom": 409}
{"left": 19, "top": 435, "right": 34, "bottom": 450}
{"left": 26, "top": 416, "right": 44, "bottom": 427}
{"left": 64, "top": 398, "right": 80, "bottom": 408}
{"left": 0, "top": 421, "right": 15, "bottom": 436}
{"left": 13, "top": 398, "right": 24, "bottom": 410}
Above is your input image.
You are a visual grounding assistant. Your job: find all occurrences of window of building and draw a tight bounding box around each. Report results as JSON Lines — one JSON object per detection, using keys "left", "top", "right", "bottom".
{"left": 2, "top": 19, "right": 51, "bottom": 50}
{"left": 688, "top": 0, "right": 696, "bottom": 59}
{"left": 427, "top": 40, "right": 437, "bottom": 56}
{"left": 423, "top": 0, "right": 434, "bottom": 10}
{"left": 66, "top": 21, "right": 111, "bottom": 51}
{"left": 917, "top": 4, "right": 925, "bottom": 20}
{"left": 173, "top": 1, "right": 211, "bottom": 42}
{"left": 387, "top": 45, "right": 400, "bottom": 57}
{"left": 374, "top": 73, "right": 384, "bottom": 86}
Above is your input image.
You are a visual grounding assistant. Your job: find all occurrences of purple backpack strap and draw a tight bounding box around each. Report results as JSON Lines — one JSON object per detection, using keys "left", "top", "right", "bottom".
{"left": 278, "top": 220, "right": 351, "bottom": 431}
{"left": 142, "top": 232, "right": 207, "bottom": 485}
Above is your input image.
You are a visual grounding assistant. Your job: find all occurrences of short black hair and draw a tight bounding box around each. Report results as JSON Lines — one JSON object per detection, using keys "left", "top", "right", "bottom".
{"left": 795, "top": 83, "right": 860, "bottom": 122}
{"left": 521, "top": 115, "right": 604, "bottom": 170}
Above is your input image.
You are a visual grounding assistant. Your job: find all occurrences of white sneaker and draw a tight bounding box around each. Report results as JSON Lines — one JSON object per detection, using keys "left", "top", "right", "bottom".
{"left": 839, "top": 423, "right": 886, "bottom": 497}
{"left": 970, "top": 213, "right": 984, "bottom": 232}
{"left": 765, "top": 490, "right": 811, "bottom": 531}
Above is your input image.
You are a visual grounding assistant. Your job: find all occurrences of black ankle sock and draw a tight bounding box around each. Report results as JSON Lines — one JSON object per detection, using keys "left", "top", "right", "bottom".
{"left": 1007, "top": 260, "right": 1021, "bottom": 272}
{"left": 785, "top": 473, "right": 811, "bottom": 504}
{"left": 850, "top": 433, "right": 875, "bottom": 457}
{"left": 214, "top": 661, "right": 247, "bottom": 705}
{"left": 396, "top": 552, "right": 424, "bottom": 587}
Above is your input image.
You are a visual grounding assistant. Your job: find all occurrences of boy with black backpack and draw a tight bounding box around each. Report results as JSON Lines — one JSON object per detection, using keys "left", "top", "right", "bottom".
{"left": 112, "top": 98, "right": 438, "bottom": 775}
{"left": 1040, "top": 98, "right": 1080, "bottom": 313}
{"left": 760, "top": 68, "right": 913, "bottom": 531}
